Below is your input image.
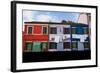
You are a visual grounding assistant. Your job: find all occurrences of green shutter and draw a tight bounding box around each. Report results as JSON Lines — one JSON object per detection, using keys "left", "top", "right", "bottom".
{"left": 43, "top": 27, "right": 47, "bottom": 34}
{"left": 28, "top": 27, "right": 32, "bottom": 34}
{"left": 32, "top": 42, "right": 41, "bottom": 52}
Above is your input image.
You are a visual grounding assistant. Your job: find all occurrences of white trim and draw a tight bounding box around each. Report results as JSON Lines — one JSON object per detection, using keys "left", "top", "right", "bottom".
{"left": 64, "top": 49, "right": 71, "bottom": 51}
{"left": 48, "top": 49, "right": 57, "bottom": 51}
{"left": 24, "top": 41, "right": 33, "bottom": 42}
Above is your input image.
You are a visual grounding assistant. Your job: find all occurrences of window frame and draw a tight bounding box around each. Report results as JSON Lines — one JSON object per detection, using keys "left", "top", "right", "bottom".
{"left": 63, "top": 42, "right": 71, "bottom": 49}
{"left": 71, "top": 27, "right": 77, "bottom": 34}
{"left": 24, "top": 42, "right": 33, "bottom": 52}
{"left": 49, "top": 42, "right": 57, "bottom": 49}
{"left": 50, "top": 27, "right": 57, "bottom": 34}
{"left": 83, "top": 27, "right": 89, "bottom": 34}
{"left": 63, "top": 28, "right": 70, "bottom": 34}
{"left": 42, "top": 26, "right": 48, "bottom": 35}
{"left": 71, "top": 41, "right": 78, "bottom": 50}
{"left": 27, "top": 26, "right": 33, "bottom": 35}
{"left": 84, "top": 42, "right": 90, "bottom": 49}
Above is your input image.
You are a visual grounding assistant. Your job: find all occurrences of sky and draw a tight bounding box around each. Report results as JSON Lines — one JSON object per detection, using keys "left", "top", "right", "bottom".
{"left": 23, "top": 10, "right": 80, "bottom": 23}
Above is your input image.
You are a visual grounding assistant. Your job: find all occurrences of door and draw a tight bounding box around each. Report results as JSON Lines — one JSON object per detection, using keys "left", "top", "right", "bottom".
{"left": 57, "top": 42, "right": 63, "bottom": 51}
{"left": 32, "top": 42, "right": 41, "bottom": 52}
{"left": 78, "top": 41, "right": 84, "bottom": 51}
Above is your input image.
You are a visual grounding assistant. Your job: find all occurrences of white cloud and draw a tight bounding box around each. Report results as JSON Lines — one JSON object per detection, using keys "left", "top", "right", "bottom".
{"left": 23, "top": 11, "right": 61, "bottom": 22}
{"left": 23, "top": 11, "right": 37, "bottom": 22}
{"left": 36, "top": 14, "right": 60, "bottom": 22}
{"left": 36, "top": 14, "right": 52, "bottom": 22}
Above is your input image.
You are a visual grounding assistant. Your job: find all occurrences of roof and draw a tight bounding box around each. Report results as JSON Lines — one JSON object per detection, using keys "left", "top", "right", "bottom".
{"left": 24, "top": 21, "right": 88, "bottom": 27}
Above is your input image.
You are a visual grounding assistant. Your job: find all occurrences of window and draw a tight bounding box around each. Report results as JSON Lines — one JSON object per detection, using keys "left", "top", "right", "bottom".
{"left": 72, "top": 28, "right": 76, "bottom": 34}
{"left": 42, "top": 42, "right": 48, "bottom": 51}
{"left": 84, "top": 27, "right": 89, "bottom": 34}
{"left": 43, "top": 26, "right": 48, "bottom": 34}
{"left": 32, "top": 42, "right": 42, "bottom": 52}
{"left": 63, "top": 28, "right": 70, "bottom": 34}
{"left": 24, "top": 42, "right": 32, "bottom": 52}
{"left": 63, "top": 42, "right": 71, "bottom": 49}
{"left": 71, "top": 42, "right": 77, "bottom": 48}
{"left": 84, "top": 42, "right": 90, "bottom": 48}
{"left": 28, "top": 27, "right": 32, "bottom": 34}
{"left": 51, "top": 37, "right": 55, "bottom": 41}
{"left": 49, "top": 42, "right": 57, "bottom": 49}
{"left": 50, "top": 27, "right": 57, "bottom": 34}
{"left": 76, "top": 27, "right": 84, "bottom": 34}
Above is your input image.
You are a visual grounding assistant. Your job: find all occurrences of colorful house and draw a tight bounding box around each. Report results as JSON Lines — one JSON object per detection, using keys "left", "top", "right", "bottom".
{"left": 23, "top": 22, "right": 49, "bottom": 52}
{"left": 23, "top": 21, "right": 90, "bottom": 52}
{"left": 71, "top": 24, "right": 90, "bottom": 51}
{"left": 49, "top": 24, "right": 71, "bottom": 51}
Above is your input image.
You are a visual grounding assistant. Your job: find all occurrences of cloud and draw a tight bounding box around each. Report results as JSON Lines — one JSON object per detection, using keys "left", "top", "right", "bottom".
{"left": 23, "top": 11, "right": 37, "bottom": 22}
{"left": 36, "top": 14, "right": 60, "bottom": 22}
{"left": 36, "top": 14, "right": 52, "bottom": 22}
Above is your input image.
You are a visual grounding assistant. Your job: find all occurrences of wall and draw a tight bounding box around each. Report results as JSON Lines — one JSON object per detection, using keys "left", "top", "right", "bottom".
{"left": 0, "top": 0, "right": 99, "bottom": 73}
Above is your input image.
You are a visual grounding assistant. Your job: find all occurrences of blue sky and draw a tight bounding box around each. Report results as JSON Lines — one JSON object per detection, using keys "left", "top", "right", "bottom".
{"left": 23, "top": 10, "right": 80, "bottom": 23}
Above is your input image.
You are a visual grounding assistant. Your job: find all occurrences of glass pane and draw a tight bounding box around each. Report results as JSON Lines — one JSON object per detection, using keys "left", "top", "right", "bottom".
{"left": 72, "top": 42, "right": 77, "bottom": 48}
{"left": 49, "top": 42, "right": 57, "bottom": 49}
{"left": 84, "top": 42, "right": 90, "bottom": 48}
{"left": 50, "top": 27, "right": 57, "bottom": 34}
{"left": 42, "top": 43, "right": 47, "bottom": 48}
{"left": 72, "top": 28, "right": 76, "bottom": 34}
{"left": 63, "top": 42, "right": 70, "bottom": 49}
{"left": 76, "top": 27, "right": 84, "bottom": 34}
{"left": 84, "top": 27, "right": 89, "bottom": 34}
{"left": 28, "top": 27, "right": 32, "bottom": 34}
{"left": 63, "top": 28, "right": 70, "bottom": 34}
{"left": 43, "top": 27, "right": 47, "bottom": 34}
{"left": 42, "top": 43, "right": 48, "bottom": 51}
{"left": 25, "top": 42, "right": 32, "bottom": 51}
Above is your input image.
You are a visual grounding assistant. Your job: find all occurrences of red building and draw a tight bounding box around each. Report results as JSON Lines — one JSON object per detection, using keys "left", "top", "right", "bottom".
{"left": 23, "top": 22, "right": 49, "bottom": 52}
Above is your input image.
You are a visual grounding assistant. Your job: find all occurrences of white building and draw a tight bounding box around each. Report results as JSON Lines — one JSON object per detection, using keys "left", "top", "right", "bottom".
{"left": 77, "top": 13, "right": 91, "bottom": 25}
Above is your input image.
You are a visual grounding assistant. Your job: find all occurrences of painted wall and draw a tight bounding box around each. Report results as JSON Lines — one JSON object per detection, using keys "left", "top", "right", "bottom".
{"left": 77, "top": 13, "right": 88, "bottom": 24}
{"left": 23, "top": 24, "right": 48, "bottom": 42}
{"left": 34, "top": 25, "right": 42, "bottom": 34}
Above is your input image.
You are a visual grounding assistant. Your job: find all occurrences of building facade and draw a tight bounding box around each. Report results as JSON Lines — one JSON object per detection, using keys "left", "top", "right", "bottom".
{"left": 23, "top": 22, "right": 90, "bottom": 52}
{"left": 49, "top": 24, "right": 71, "bottom": 51}
{"left": 23, "top": 23, "right": 49, "bottom": 52}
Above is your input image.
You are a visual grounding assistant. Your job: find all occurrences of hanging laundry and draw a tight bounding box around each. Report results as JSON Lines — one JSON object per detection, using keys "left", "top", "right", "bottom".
{"left": 55, "top": 36, "right": 60, "bottom": 43}
{"left": 59, "top": 35, "right": 63, "bottom": 42}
